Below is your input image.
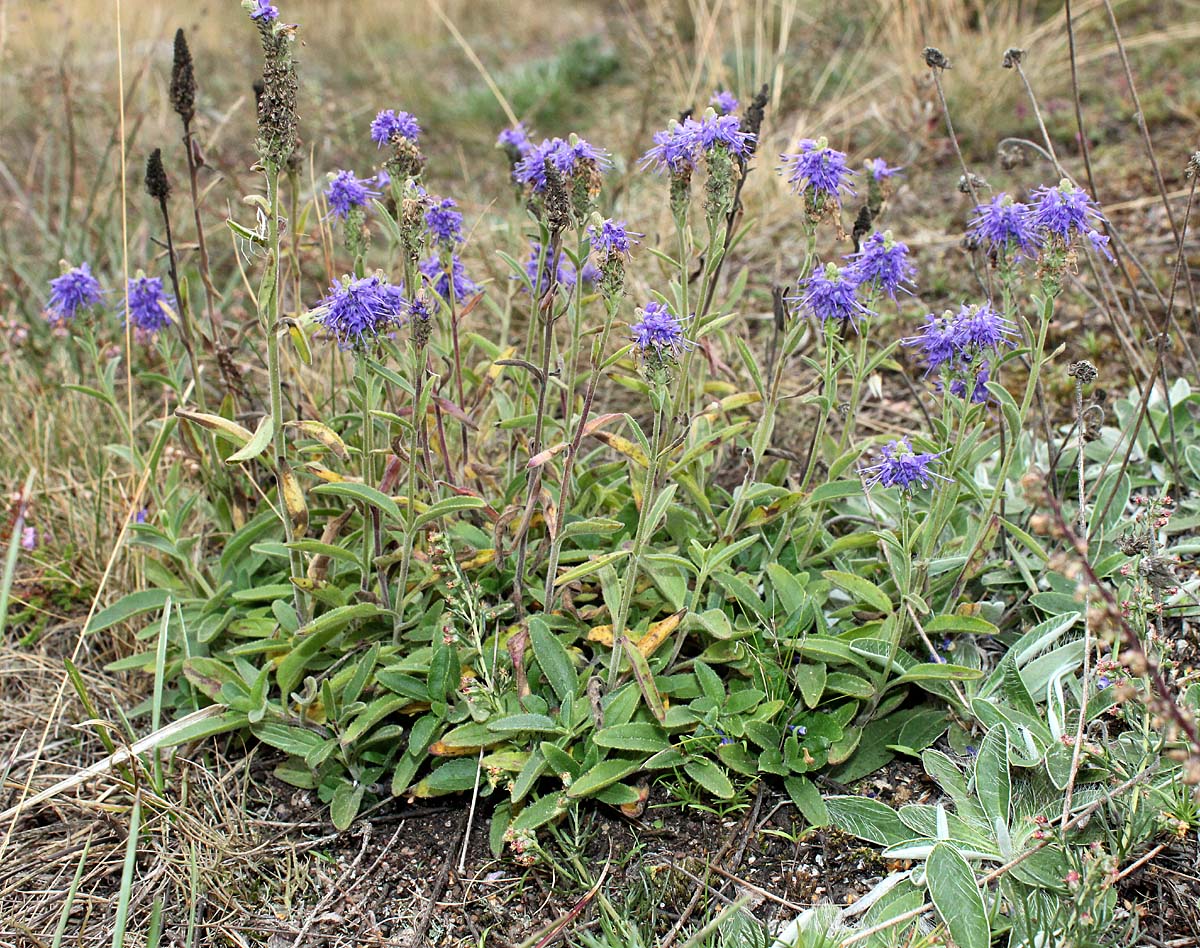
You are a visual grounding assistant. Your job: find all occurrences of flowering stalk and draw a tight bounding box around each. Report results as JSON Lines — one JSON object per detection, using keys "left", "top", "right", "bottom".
{"left": 264, "top": 165, "right": 307, "bottom": 622}
{"left": 608, "top": 380, "right": 668, "bottom": 688}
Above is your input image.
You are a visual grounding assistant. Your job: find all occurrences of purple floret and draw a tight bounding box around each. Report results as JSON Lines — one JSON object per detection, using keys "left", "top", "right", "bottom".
{"left": 497, "top": 123, "right": 534, "bottom": 157}
{"left": 126, "top": 276, "right": 174, "bottom": 335}
{"left": 631, "top": 301, "right": 689, "bottom": 359}
{"left": 420, "top": 254, "right": 479, "bottom": 302}
{"left": 325, "top": 170, "right": 379, "bottom": 219}
{"left": 791, "top": 263, "right": 873, "bottom": 331}
{"left": 588, "top": 219, "right": 640, "bottom": 259}
{"left": 845, "top": 231, "right": 916, "bottom": 298}
{"left": 371, "top": 109, "right": 421, "bottom": 147}
{"left": 780, "top": 138, "right": 856, "bottom": 206}
{"left": 967, "top": 193, "right": 1041, "bottom": 260}
{"left": 865, "top": 158, "right": 902, "bottom": 181}
{"left": 640, "top": 121, "right": 699, "bottom": 174}
{"left": 317, "top": 275, "right": 407, "bottom": 346}
{"left": 249, "top": 0, "right": 279, "bottom": 21}
{"left": 710, "top": 90, "right": 739, "bottom": 115}
{"left": 48, "top": 263, "right": 104, "bottom": 322}
{"left": 690, "top": 113, "right": 754, "bottom": 156}
{"left": 424, "top": 197, "right": 464, "bottom": 247}
{"left": 861, "top": 438, "right": 949, "bottom": 491}
{"left": 1031, "top": 180, "right": 1113, "bottom": 260}
{"left": 513, "top": 136, "right": 610, "bottom": 192}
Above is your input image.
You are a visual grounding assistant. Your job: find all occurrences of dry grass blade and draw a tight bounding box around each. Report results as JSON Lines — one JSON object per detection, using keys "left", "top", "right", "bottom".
{"left": 0, "top": 704, "right": 225, "bottom": 823}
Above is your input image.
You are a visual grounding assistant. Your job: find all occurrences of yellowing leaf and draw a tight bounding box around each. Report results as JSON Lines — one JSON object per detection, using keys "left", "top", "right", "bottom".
{"left": 638, "top": 609, "right": 685, "bottom": 659}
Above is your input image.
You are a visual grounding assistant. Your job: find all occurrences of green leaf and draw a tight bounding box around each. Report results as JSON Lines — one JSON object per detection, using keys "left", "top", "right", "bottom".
{"left": 226, "top": 413, "right": 275, "bottom": 465}
{"left": 486, "top": 713, "right": 561, "bottom": 735}
{"left": 889, "top": 663, "right": 983, "bottom": 687}
{"left": 784, "top": 776, "right": 829, "bottom": 826}
{"left": 416, "top": 757, "right": 481, "bottom": 795}
{"left": 311, "top": 482, "right": 404, "bottom": 524}
{"left": 85, "top": 589, "right": 172, "bottom": 636}
{"left": 340, "top": 695, "right": 408, "bottom": 747}
{"left": 567, "top": 758, "right": 642, "bottom": 798}
{"left": 974, "top": 727, "right": 1011, "bottom": 831}
{"left": 794, "top": 662, "right": 827, "bottom": 708}
{"left": 683, "top": 758, "right": 734, "bottom": 799}
{"left": 528, "top": 617, "right": 577, "bottom": 704}
{"left": 594, "top": 723, "right": 671, "bottom": 753}
{"left": 925, "top": 614, "right": 999, "bottom": 636}
{"left": 927, "top": 842, "right": 990, "bottom": 948}
{"left": 824, "top": 795, "right": 908, "bottom": 847}
{"left": 330, "top": 781, "right": 365, "bottom": 831}
{"left": 414, "top": 496, "right": 486, "bottom": 529}
{"left": 250, "top": 721, "right": 327, "bottom": 757}
{"left": 623, "top": 637, "right": 666, "bottom": 723}
{"left": 276, "top": 603, "right": 387, "bottom": 699}
{"left": 511, "top": 793, "right": 568, "bottom": 833}
{"left": 553, "top": 549, "right": 631, "bottom": 587}
{"left": 822, "top": 570, "right": 892, "bottom": 613}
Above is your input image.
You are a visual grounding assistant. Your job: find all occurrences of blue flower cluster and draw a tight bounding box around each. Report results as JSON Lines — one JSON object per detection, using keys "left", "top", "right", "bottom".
{"left": 968, "top": 180, "right": 1112, "bottom": 263}
{"left": 317, "top": 275, "right": 407, "bottom": 347}
{"left": 779, "top": 138, "right": 856, "bottom": 208}
{"left": 523, "top": 242, "right": 598, "bottom": 296}
{"left": 862, "top": 438, "right": 948, "bottom": 491}
{"left": 640, "top": 113, "right": 755, "bottom": 174}
{"left": 370, "top": 109, "right": 421, "bottom": 148}
{"left": 513, "top": 136, "right": 610, "bottom": 192}
{"left": 126, "top": 276, "right": 174, "bottom": 335}
{"left": 903, "top": 302, "right": 1015, "bottom": 403}
{"left": 420, "top": 255, "right": 479, "bottom": 303}
{"left": 47, "top": 263, "right": 104, "bottom": 323}
{"left": 631, "top": 301, "right": 688, "bottom": 360}
{"left": 325, "top": 170, "right": 380, "bottom": 219}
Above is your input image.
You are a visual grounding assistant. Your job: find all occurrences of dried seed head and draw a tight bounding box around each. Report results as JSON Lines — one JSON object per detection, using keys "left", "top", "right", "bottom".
{"left": 144, "top": 148, "right": 171, "bottom": 201}
{"left": 1139, "top": 555, "right": 1179, "bottom": 592}
{"left": 543, "top": 159, "right": 571, "bottom": 233}
{"left": 1117, "top": 531, "right": 1150, "bottom": 556}
{"left": 923, "top": 46, "right": 950, "bottom": 70}
{"left": 170, "top": 28, "right": 196, "bottom": 124}
{"left": 1187, "top": 152, "right": 1200, "bottom": 178}
{"left": 1002, "top": 48, "right": 1025, "bottom": 69}
{"left": 958, "top": 172, "right": 989, "bottom": 195}
{"left": 1068, "top": 359, "right": 1098, "bottom": 383}
{"left": 741, "top": 83, "right": 770, "bottom": 158}
{"left": 255, "top": 21, "right": 299, "bottom": 169}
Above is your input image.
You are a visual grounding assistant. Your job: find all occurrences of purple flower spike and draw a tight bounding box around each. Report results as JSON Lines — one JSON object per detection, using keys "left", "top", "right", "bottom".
{"left": 967, "top": 193, "right": 1041, "bottom": 260}
{"left": 845, "top": 231, "right": 916, "bottom": 298}
{"left": 48, "top": 262, "right": 104, "bottom": 322}
{"left": 513, "top": 136, "right": 610, "bottom": 192}
{"left": 780, "top": 138, "right": 856, "bottom": 206}
{"left": 317, "top": 275, "right": 407, "bottom": 347}
{"left": 126, "top": 276, "right": 174, "bottom": 335}
{"left": 902, "top": 311, "right": 960, "bottom": 377}
{"left": 710, "top": 90, "right": 739, "bottom": 115}
{"left": 631, "top": 301, "right": 689, "bottom": 360}
{"left": 371, "top": 109, "right": 421, "bottom": 147}
{"left": 861, "top": 438, "right": 949, "bottom": 491}
{"left": 792, "top": 263, "right": 873, "bottom": 330}
{"left": 523, "top": 241, "right": 577, "bottom": 295}
{"left": 953, "top": 302, "right": 1016, "bottom": 351}
{"left": 325, "top": 170, "right": 379, "bottom": 219}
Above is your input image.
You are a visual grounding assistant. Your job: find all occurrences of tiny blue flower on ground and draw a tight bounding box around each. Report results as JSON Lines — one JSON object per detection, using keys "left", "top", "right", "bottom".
{"left": 861, "top": 438, "right": 949, "bottom": 491}
{"left": 710, "top": 90, "right": 739, "bottom": 114}
{"left": 324, "top": 170, "right": 379, "bottom": 219}
{"left": 424, "top": 197, "right": 463, "bottom": 247}
{"left": 792, "top": 263, "right": 872, "bottom": 330}
{"left": 631, "top": 301, "right": 689, "bottom": 360}
{"left": 248, "top": 0, "right": 279, "bottom": 21}
{"left": 371, "top": 109, "right": 421, "bottom": 147}
{"left": 780, "top": 138, "right": 856, "bottom": 207}
{"left": 865, "top": 158, "right": 902, "bottom": 180}
{"left": 640, "top": 121, "right": 699, "bottom": 174}
{"left": 316, "top": 275, "right": 406, "bottom": 347}
{"left": 1031, "top": 179, "right": 1112, "bottom": 259}
{"left": 787, "top": 724, "right": 807, "bottom": 737}
{"left": 47, "top": 262, "right": 104, "bottom": 322}
{"left": 497, "top": 123, "right": 534, "bottom": 157}
{"left": 845, "top": 231, "right": 916, "bottom": 298}
{"left": 126, "top": 276, "right": 174, "bottom": 335}
{"left": 588, "top": 219, "right": 639, "bottom": 258}
{"left": 690, "top": 113, "right": 754, "bottom": 156}
{"left": 967, "top": 193, "right": 1041, "bottom": 260}
{"left": 420, "top": 254, "right": 479, "bottom": 302}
